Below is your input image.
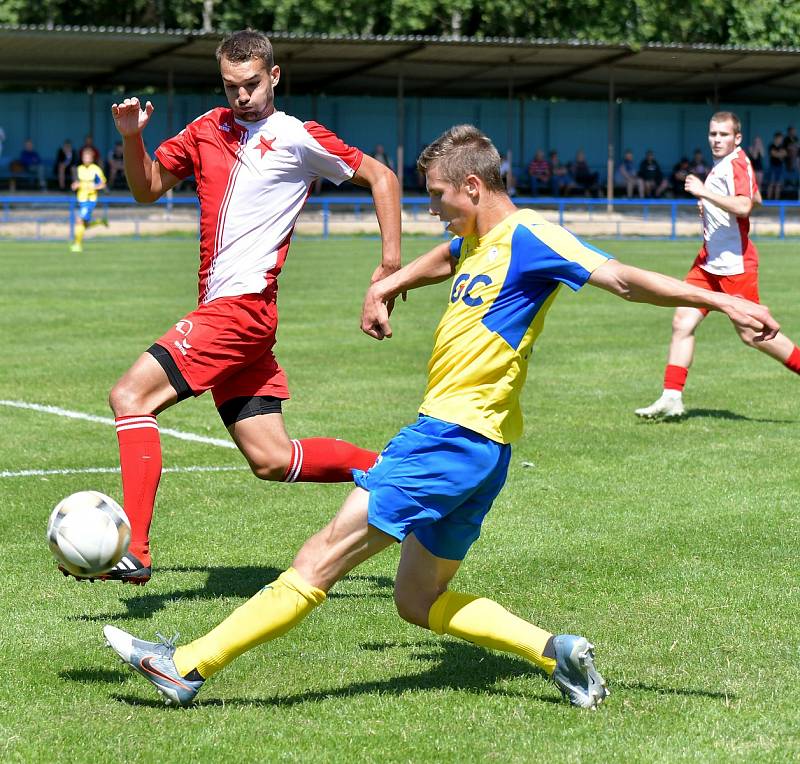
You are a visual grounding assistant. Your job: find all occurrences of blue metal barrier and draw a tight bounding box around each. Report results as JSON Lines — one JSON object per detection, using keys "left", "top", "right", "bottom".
{"left": 1, "top": 194, "right": 799, "bottom": 242}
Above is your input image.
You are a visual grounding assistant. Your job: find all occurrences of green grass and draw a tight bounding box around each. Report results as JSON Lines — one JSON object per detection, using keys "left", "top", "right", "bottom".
{"left": 1, "top": 235, "right": 798, "bottom": 762}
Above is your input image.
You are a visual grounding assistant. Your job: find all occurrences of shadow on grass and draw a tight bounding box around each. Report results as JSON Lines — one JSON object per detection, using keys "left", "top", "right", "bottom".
{"left": 69, "top": 638, "right": 735, "bottom": 709}
{"left": 639, "top": 408, "right": 793, "bottom": 424}
{"left": 67, "top": 566, "right": 393, "bottom": 622}
{"left": 100, "top": 641, "right": 557, "bottom": 709}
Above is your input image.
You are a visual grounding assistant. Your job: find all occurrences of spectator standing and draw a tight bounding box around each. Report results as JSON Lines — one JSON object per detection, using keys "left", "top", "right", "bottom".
{"left": 615, "top": 149, "right": 644, "bottom": 198}
{"left": 527, "top": 149, "right": 551, "bottom": 196}
{"left": 54, "top": 139, "right": 78, "bottom": 190}
{"left": 372, "top": 144, "right": 394, "bottom": 171}
{"left": 638, "top": 150, "right": 669, "bottom": 197}
{"left": 766, "top": 132, "right": 786, "bottom": 199}
{"left": 748, "top": 136, "right": 765, "bottom": 188}
{"left": 783, "top": 143, "right": 800, "bottom": 197}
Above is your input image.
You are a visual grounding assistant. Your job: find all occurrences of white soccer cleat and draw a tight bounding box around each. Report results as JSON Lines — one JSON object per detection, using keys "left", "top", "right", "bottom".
{"left": 635, "top": 392, "right": 686, "bottom": 419}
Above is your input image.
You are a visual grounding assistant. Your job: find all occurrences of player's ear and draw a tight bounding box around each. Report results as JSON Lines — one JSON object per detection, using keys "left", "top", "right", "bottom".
{"left": 270, "top": 65, "right": 281, "bottom": 87}
{"left": 464, "top": 173, "right": 481, "bottom": 200}
{"left": 735, "top": 132, "right": 742, "bottom": 146}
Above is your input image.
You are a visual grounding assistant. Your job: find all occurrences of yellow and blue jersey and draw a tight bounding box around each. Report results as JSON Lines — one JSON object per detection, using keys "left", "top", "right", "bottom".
{"left": 75, "top": 163, "right": 106, "bottom": 202}
{"left": 418, "top": 208, "right": 611, "bottom": 444}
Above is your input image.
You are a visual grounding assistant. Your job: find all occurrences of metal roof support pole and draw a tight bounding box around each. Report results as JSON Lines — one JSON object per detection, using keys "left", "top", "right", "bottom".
{"left": 166, "top": 67, "right": 175, "bottom": 213}
{"left": 87, "top": 86, "right": 95, "bottom": 142}
{"left": 397, "top": 67, "right": 405, "bottom": 192}
{"left": 606, "top": 67, "right": 615, "bottom": 212}
{"left": 507, "top": 58, "right": 514, "bottom": 194}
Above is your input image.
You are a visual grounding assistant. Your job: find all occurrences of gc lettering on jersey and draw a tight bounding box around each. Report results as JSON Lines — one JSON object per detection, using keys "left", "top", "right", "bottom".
{"left": 450, "top": 273, "right": 493, "bottom": 307}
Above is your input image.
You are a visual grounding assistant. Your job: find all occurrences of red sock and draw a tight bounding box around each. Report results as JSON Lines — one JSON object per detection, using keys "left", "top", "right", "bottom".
{"left": 784, "top": 346, "right": 800, "bottom": 374}
{"left": 115, "top": 415, "right": 162, "bottom": 561}
{"left": 282, "top": 438, "right": 378, "bottom": 483}
{"left": 663, "top": 364, "right": 688, "bottom": 392}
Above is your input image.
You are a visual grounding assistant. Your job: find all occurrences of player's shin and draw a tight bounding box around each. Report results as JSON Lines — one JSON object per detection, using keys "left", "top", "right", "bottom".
{"left": 172, "top": 567, "right": 326, "bottom": 678}
{"left": 115, "top": 415, "right": 161, "bottom": 561}
{"left": 282, "top": 438, "right": 378, "bottom": 483}
{"left": 428, "top": 591, "right": 556, "bottom": 674}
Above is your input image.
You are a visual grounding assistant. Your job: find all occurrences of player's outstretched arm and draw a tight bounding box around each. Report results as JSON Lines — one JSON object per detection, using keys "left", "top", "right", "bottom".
{"left": 588, "top": 259, "right": 779, "bottom": 342}
{"left": 361, "top": 241, "right": 455, "bottom": 340}
{"left": 111, "top": 97, "right": 180, "bottom": 203}
{"left": 350, "top": 154, "right": 402, "bottom": 281}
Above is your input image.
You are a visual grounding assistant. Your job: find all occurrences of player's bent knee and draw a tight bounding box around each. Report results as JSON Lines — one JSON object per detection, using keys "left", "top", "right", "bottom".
{"left": 108, "top": 380, "right": 144, "bottom": 416}
{"left": 394, "top": 588, "right": 436, "bottom": 628}
{"left": 249, "top": 460, "right": 288, "bottom": 481}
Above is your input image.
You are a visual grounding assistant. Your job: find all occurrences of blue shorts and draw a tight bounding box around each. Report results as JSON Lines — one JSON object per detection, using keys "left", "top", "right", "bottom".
{"left": 353, "top": 415, "right": 511, "bottom": 560}
{"left": 78, "top": 200, "right": 96, "bottom": 222}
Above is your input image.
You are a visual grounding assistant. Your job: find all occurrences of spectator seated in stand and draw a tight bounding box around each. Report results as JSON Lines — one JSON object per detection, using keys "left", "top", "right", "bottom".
{"left": 548, "top": 151, "right": 571, "bottom": 195}
{"left": 568, "top": 150, "right": 599, "bottom": 196}
{"left": 54, "top": 139, "right": 78, "bottom": 191}
{"left": 614, "top": 149, "right": 644, "bottom": 198}
{"left": 638, "top": 150, "right": 669, "bottom": 198}
{"left": 106, "top": 141, "right": 125, "bottom": 189}
{"left": 527, "top": 149, "right": 551, "bottom": 196}
{"left": 9, "top": 139, "right": 47, "bottom": 190}
{"left": 670, "top": 157, "right": 691, "bottom": 198}
{"left": 688, "top": 149, "right": 709, "bottom": 181}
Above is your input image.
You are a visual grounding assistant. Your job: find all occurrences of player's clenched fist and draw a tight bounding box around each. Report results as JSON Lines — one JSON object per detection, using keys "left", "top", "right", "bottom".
{"left": 111, "top": 97, "right": 155, "bottom": 137}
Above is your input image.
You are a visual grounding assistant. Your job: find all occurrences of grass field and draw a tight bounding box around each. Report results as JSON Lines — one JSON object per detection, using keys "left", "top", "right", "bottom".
{"left": 1, "top": 234, "right": 798, "bottom": 762}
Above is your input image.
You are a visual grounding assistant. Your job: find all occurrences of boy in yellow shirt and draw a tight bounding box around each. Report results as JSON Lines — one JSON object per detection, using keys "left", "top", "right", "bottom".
{"left": 70, "top": 148, "right": 108, "bottom": 252}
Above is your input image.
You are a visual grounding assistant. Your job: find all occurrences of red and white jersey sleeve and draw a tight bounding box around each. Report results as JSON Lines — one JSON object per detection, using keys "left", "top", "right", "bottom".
{"left": 155, "top": 108, "right": 364, "bottom": 304}
{"left": 698, "top": 147, "right": 758, "bottom": 275}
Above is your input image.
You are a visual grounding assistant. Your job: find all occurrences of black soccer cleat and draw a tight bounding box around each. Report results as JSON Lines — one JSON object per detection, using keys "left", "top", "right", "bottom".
{"left": 59, "top": 551, "right": 151, "bottom": 585}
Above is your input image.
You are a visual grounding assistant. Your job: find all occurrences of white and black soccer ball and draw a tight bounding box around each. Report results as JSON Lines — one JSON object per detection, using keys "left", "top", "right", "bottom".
{"left": 47, "top": 491, "right": 131, "bottom": 577}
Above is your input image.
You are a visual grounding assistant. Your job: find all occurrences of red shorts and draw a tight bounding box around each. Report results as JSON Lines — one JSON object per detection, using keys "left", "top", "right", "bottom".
{"left": 154, "top": 288, "right": 289, "bottom": 408}
{"left": 685, "top": 263, "right": 760, "bottom": 316}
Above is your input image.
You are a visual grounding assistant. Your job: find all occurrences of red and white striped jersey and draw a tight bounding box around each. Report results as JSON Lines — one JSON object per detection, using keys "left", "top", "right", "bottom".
{"left": 156, "top": 108, "right": 363, "bottom": 303}
{"left": 697, "top": 146, "right": 758, "bottom": 276}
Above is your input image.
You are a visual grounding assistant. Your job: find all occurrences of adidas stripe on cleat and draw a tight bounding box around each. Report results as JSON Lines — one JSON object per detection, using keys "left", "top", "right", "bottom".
{"left": 552, "top": 634, "right": 609, "bottom": 710}
{"left": 59, "top": 552, "right": 151, "bottom": 585}
{"left": 103, "top": 625, "right": 204, "bottom": 706}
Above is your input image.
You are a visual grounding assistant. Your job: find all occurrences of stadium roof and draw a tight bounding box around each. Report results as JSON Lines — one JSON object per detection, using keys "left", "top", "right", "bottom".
{"left": 2, "top": 24, "right": 800, "bottom": 102}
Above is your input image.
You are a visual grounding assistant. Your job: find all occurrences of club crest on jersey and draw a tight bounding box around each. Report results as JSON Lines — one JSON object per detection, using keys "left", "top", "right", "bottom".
{"left": 256, "top": 135, "right": 276, "bottom": 157}
{"left": 450, "top": 273, "right": 492, "bottom": 307}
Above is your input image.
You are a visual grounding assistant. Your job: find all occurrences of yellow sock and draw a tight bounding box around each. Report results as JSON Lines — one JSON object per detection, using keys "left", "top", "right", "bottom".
{"left": 173, "top": 567, "right": 326, "bottom": 678}
{"left": 428, "top": 591, "right": 556, "bottom": 675}
{"left": 73, "top": 224, "right": 85, "bottom": 246}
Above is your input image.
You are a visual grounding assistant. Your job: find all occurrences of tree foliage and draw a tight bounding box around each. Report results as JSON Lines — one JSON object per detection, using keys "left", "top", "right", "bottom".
{"left": 2, "top": 0, "right": 798, "bottom": 47}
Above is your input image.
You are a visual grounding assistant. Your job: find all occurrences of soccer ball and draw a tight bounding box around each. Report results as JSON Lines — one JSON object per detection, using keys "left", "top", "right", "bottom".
{"left": 47, "top": 491, "right": 130, "bottom": 577}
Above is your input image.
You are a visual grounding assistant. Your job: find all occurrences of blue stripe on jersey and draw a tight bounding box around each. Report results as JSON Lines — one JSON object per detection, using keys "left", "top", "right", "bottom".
{"left": 481, "top": 224, "right": 593, "bottom": 350}
{"left": 449, "top": 237, "right": 464, "bottom": 259}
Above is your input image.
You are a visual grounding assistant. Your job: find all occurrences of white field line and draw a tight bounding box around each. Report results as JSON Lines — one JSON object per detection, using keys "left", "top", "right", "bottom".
{"left": 0, "top": 399, "right": 237, "bottom": 449}
{"left": 1, "top": 465, "right": 248, "bottom": 478}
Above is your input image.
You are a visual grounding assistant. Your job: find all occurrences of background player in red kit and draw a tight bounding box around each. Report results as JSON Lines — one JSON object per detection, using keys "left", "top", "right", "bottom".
{"left": 636, "top": 111, "right": 800, "bottom": 419}
{"left": 67, "top": 30, "right": 401, "bottom": 584}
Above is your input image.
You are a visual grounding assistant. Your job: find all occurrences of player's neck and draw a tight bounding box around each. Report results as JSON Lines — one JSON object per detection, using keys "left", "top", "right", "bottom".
{"left": 475, "top": 194, "right": 517, "bottom": 239}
